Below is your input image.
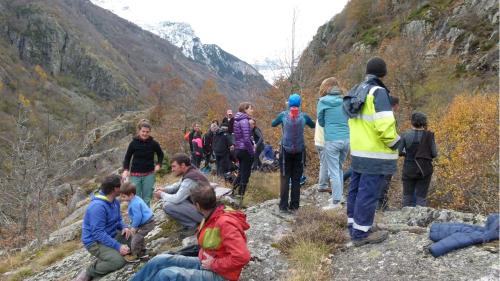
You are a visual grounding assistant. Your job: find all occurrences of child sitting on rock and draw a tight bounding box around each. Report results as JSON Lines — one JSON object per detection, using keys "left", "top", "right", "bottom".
{"left": 120, "top": 182, "right": 155, "bottom": 261}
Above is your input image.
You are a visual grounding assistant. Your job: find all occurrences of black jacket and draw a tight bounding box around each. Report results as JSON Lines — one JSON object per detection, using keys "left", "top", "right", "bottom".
{"left": 213, "top": 129, "right": 232, "bottom": 156}
{"left": 222, "top": 117, "right": 234, "bottom": 134}
{"left": 123, "top": 137, "right": 164, "bottom": 173}
{"left": 252, "top": 127, "right": 264, "bottom": 150}
{"left": 203, "top": 131, "right": 214, "bottom": 155}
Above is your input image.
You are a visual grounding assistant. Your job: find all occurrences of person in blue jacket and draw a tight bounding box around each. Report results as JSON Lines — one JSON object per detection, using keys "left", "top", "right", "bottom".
{"left": 120, "top": 182, "right": 155, "bottom": 261}
{"left": 75, "top": 175, "right": 133, "bottom": 281}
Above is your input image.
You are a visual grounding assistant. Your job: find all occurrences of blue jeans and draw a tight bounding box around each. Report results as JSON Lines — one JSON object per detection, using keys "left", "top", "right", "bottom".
{"left": 316, "top": 146, "right": 329, "bottom": 190}
{"left": 324, "top": 140, "right": 349, "bottom": 202}
{"left": 129, "top": 173, "right": 155, "bottom": 206}
{"left": 346, "top": 171, "right": 384, "bottom": 240}
{"left": 130, "top": 254, "right": 226, "bottom": 281}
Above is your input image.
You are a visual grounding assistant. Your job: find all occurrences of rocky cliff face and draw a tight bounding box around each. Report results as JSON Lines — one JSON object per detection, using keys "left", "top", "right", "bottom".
{"left": 296, "top": 0, "right": 498, "bottom": 87}
{"left": 0, "top": 0, "right": 269, "bottom": 133}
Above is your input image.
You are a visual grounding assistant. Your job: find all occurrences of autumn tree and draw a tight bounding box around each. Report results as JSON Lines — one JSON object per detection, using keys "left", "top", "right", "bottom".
{"left": 194, "top": 79, "right": 229, "bottom": 128}
{"left": 148, "top": 66, "right": 187, "bottom": 125}
{"left": 429, "top": 93, "right": 499, "bottom": 214}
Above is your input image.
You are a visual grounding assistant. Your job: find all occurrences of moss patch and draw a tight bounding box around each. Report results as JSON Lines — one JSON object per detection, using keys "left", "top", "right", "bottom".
{"left": 148, "top": 219, "right": 182, "bottom": 242}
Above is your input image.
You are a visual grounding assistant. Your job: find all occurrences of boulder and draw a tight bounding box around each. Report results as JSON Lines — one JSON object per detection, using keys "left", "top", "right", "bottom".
{"left": 46, "top": 220, "right": 82, "bottom": 246}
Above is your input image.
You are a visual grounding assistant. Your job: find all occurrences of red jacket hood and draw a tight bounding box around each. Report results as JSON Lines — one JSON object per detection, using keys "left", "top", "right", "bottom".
{"left": 207, "top": 205, "right": 250, "bottom": 231}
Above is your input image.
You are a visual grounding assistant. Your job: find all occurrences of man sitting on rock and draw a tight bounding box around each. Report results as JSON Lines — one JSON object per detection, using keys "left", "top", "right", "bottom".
{"left": 75, "top": 175, "right": 133, "bottom": 281}
{"left": 153, "top": 153, "right": 208, "bottom": 231}
{"left": 131, "top": 184, "right": 251, "bottom": 281}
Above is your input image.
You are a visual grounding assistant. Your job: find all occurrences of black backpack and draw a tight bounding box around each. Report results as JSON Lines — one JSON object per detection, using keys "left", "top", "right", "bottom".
{"left": 343, "top": 83, "right": 382, "bottom": 118}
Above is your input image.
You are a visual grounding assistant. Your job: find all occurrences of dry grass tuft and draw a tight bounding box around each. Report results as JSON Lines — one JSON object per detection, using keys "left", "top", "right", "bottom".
{"left": 287, "top": 240, "right": 332, "bottom": 281}
{"left": 277, "top": 206, "right": 348, "bottom": 254}
{"left": 0, "top": 240, "right": 81, "bottom": 280}
{"left": 276, "top": 206, "right": 348, "bottom": 281}
{"left": 242, "top": 171, "right": 281, "bottom": 207}
{"left": 37, "top": 241, "right": 81, "bottom": 267}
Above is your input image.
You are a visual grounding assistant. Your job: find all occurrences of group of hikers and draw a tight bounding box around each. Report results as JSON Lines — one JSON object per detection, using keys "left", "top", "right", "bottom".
{"left": 75, "top": 57, "right": 438, "bottom": 281}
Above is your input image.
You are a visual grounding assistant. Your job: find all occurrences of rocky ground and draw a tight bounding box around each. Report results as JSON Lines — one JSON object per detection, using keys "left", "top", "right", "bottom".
{"left": 21, "top": 185, "right": 499, "bottom": 281}
{"left": 332, "top": 207, "right": 499, "bottom": 281}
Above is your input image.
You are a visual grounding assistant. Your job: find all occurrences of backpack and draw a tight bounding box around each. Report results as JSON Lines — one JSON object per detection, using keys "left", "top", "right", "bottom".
{"left": 281, "top": 109, "right": 305, "bottom": 154}
{"left": 343, "top": 83, "right": 382, "bottom": 118}
{"left": 192, "top": 138, "right": 203, "bottom": 156}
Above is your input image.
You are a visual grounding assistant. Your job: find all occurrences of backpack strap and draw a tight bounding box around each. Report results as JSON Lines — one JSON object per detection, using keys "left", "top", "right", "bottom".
{"left": 367, "top": 86, "right": 383, "bottom": 97}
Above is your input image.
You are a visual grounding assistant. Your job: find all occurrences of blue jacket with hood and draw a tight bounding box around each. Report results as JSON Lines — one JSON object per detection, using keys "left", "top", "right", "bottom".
{"left": 317, "top": 88, "right": 349, "bottom": 141}
{"left": 429, "top": 213, "right": 499, "bottom": 257}
{"left": 82, "top": 191, "right": 127, "bottom": 251}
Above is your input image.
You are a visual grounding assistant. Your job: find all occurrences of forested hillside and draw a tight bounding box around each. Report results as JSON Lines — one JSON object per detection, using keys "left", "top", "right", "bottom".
{"left": 0, "top": 0, "right": 269, "bottom": 140}
{"left": 257, "top": 0, "right": 499, "bottom": 214}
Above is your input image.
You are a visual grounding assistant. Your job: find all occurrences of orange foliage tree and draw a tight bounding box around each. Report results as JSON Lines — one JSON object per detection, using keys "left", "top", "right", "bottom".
{"left": 429, "top": 93, "right": 499, "bottom": 214}
{"left": 194, "top": 79, "right": 229, "bottom": 129}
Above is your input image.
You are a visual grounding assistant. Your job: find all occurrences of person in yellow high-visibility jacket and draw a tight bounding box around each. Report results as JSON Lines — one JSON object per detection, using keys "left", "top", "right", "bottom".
{"left": 343, "top": 57, "right": 400, "bottom": 247}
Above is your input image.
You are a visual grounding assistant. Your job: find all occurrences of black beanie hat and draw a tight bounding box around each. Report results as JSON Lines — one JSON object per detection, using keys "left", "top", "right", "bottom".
{"left": 366, "top": 57, "right": 387, "bottom": 77}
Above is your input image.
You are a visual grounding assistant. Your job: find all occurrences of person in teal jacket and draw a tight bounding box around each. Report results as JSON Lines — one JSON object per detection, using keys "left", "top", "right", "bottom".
{"left": 317, "top": 77, "right": 350, "bottom": 209}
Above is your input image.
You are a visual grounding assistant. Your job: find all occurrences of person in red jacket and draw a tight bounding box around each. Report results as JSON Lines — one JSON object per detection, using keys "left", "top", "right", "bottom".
{"left": 130, "top": 185, "right": 251, "bottom": 281}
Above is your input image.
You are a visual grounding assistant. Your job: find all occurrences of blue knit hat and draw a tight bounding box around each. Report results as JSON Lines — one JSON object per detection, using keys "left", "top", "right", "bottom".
{"left": 288, "top": 93, "right": 301, "bottom": 107}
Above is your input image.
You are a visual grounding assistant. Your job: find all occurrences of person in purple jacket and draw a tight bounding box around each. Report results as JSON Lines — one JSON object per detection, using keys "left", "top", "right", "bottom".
{"left": 233, "top": 102, "right": 255, "bottom": 197}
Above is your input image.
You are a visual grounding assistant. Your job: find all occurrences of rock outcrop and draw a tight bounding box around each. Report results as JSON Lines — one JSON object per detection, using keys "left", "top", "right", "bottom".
{"left": 333, "top": 207, "right": 499, "bottom": 281}
{"left": 297, "top": 0, "right": 499, "bottom": 83}
{"left": 23, "top": 186, "right": 499, "bottom": 281}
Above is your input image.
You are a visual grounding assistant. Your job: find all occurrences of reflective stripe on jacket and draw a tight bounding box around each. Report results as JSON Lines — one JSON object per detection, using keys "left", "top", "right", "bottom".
{"left": 349, "top": 76, "right": 400, "bottom": 175}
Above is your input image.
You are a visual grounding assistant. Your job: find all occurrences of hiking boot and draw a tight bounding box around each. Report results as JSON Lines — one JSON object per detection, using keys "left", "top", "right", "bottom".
{"left": 352, "top": 230, "right": 389, "bottom": 247}
{"left": 124, "top": 255, "right": 140, "bottom": 263}
{"left": 74, "top": 269, "right": 91, "bottom": 281}
{"left": 279, "top": 208, "right": 291, "bottom": 214}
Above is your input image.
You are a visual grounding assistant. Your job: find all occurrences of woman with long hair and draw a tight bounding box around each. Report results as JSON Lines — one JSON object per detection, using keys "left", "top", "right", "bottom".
{"left": 122, "top": 119, "right": 164, "bottom": 206}
{"left": 317, "top": 77, "right": 350, "bottom": 210}
{"left": 233, "top": 102, "right": 255, "bottom": 197}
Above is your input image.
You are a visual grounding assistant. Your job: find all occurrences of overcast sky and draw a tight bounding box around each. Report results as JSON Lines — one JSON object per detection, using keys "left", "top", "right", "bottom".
{"left": 93, "top": 0, "right": 348, "bottom": 64}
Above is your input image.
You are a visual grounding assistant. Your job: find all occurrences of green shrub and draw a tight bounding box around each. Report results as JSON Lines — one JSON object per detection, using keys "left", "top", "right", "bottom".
{"left": 360, "top": 27, "right": 380, "bottom": 47}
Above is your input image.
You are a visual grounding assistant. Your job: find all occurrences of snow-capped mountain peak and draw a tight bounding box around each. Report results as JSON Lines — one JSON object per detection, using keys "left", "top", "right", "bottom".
{"left": 91, "top": 0, "right": 266, "bottom": 83}
{"left": 141, "top": 21, "right": 199, "bottom": 59}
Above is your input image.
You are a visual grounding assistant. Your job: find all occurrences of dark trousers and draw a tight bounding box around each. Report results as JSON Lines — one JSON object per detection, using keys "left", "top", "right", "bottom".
{"left": 402, "top": 174, "right": 432, "bottom": 207}
{"left": 252, "top": 145, "right": 264, "bottom": 170}
{"left": 204, "top": 153, "right": 212, "bottom": 168}
{"left": 191, "top": 154, "right": 202, "bottom": 168}
{"left": 131, "top": 219, "right": 155, "bottom": 256}
{"left": 347, "top": 171, "right": 384, "bottom": 240}
{"left": 235, "top": 149, "right": 253, "bottom": 195}
{"left": 215, "top": 154, "right": 230, "bottom": 177}
{"left": 378, "top": 175, "right": 393, "bottom": 209}
{"left": 279, "top": 150, "right": 303, "bottom": 211}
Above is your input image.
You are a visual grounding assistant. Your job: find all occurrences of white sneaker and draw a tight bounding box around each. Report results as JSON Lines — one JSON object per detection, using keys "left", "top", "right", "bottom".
{"left": 322, "top": 203, "right": 341, "bottom": 210}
